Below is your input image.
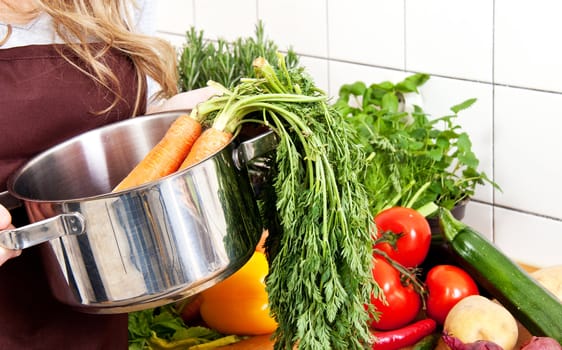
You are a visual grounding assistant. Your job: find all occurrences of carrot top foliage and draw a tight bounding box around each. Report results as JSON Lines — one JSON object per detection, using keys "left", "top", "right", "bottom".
{"left": 191, "top": 56, "right": 377, "bottom": 349}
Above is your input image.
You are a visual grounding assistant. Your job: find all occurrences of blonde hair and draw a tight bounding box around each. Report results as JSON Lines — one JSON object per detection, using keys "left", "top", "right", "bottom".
{"left": 33, "top": 0, "right": 179, "bottom": 115}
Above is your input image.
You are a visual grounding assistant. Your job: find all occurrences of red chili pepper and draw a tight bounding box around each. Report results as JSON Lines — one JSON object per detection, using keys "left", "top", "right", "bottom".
{"left": 372, "top": 318, "right": 437, "bottom": 350}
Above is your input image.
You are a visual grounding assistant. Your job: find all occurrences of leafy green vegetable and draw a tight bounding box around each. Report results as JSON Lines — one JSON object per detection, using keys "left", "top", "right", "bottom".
{"left": 189, "top": 55, "right": 378, "bottom": 349}
{"left": 178, "top": 21, "right": 299, "bottom": 92}
{"left": 128, "top": 304, "right": 237, "bottom": 350}
{"left": 334, "top": 73, "right": 499, "bottom": 215}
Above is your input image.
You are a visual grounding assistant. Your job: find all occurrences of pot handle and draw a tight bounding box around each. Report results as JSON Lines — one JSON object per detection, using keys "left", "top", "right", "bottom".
{"left": 233, "top": 130, "right": 279, "bottom": 197}
{"left": 233, "top": 130, "right": 279, "bottom": 168}
{"left": 0, "top": 212, "right": 86, "bottom": 250}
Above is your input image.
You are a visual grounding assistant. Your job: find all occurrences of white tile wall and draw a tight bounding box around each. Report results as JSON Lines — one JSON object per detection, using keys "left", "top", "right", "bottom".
{"left": 155, "top": 0, "right": 194, "bottom": 35}
{"left": 463, "top": 201, "right": 493, "bottom": 242}
{"left": 258, "top": 0, "right": 328, "bottom": 58}
{"left": 495, "top": 0, "right": 562, "bottom": 92}
{"left": 494, "top": 86, "right": 562, "bottom": 220}
{"left": 327, "top": 0, "right": 405, "bottom": 69}
{"left": 155, "top": 0, "right": 562, "bottom": 268}
{"left": 405, "top": 0, "right": 494, "bottom": 82}
{"left": 494, "top": 207, "right": 562, "bottom": 267}
{"left": 299, "top": 56, "right": 329, "bottom": 95}
{"left": 193, "top": 0, "right": 256, "bottom": 41}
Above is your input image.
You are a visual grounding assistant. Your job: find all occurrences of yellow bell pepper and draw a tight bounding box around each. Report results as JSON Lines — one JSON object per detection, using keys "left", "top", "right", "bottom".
{"left": 199, "top": 251, "right": 277, "bottom": 335}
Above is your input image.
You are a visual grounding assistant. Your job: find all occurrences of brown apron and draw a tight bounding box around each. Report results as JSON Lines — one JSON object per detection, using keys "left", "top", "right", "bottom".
{"left": 0, "top": 44, "right": 146, "bottom": 349}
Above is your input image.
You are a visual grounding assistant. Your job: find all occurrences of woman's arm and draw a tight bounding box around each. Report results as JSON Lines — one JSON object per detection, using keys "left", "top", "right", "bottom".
{"left": 147, "top": 86, "right": 219, "bottom": 114}
{"left": 0, "top": 205, "right": 21, "bottom": 266}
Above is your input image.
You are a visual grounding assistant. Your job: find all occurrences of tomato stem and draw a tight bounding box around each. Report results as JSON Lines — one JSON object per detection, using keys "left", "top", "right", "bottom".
{"left": 374, "top": 249, "right": 428, "bottom": 306}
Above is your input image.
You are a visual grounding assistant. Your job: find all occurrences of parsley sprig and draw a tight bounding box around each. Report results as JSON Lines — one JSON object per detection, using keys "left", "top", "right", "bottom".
{"left": 335, "top": 74, "right": 499, "bottom": 216}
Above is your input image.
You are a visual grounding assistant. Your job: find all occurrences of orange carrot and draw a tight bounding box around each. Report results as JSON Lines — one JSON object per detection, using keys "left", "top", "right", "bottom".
{"left": 113, "top": 113, "right": 202, "bottom": 191}
{"left": 255, "top": 230, "right": 268, "bottom": 253}
{"left": 178, "top": 294, "right": 204, "bottom": 323}
{"left": 178, "top": 127, "right": 232, "bottom": 170}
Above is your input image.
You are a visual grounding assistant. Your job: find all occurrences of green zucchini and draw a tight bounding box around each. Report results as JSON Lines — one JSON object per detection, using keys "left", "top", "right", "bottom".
{"left": 412, "top": 333, "right": 440, "bottom": 350}
{"left": 439, "top": 208, "right": 562, "bottom": 343}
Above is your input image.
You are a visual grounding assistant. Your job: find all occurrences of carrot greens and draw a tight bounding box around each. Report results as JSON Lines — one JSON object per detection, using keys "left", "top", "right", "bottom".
{"left": 191, "top": 56, "right": 377, "bottom": 349}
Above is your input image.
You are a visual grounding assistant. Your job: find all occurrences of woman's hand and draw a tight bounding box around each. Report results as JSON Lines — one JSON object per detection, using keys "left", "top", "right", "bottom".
{"left": 0, "top": 205, "right": 21, "bottom": 266}
{"left": 147, "top": 86, "right": 220, "bottom": 114}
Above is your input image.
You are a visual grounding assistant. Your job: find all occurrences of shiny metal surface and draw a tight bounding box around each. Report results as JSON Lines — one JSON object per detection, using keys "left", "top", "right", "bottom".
{"left": 0, "top": 213, "right": 85, "bottom": 250}
{"left": 1, "top": 111, "right": 272, "bottom": 313}
{"left": 233, "top": 130, "right": 278, "bottom": 169}
{"left": 0, "top": 190, "right": 22, "bottom": 210}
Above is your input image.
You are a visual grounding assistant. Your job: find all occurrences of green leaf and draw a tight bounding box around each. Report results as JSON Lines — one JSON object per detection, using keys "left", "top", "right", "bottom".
{"left": 372, "top": 81, "right": 395, "bottom": 92}
{"left": 451, "top": 98, "right": 477, "bottom": 113}
{"left": 458, "top": 150, "right": 479, "bottom": 169}
{"left": 172, "top": 326, "right": 222, "bottom": 341}
{"left": 456, "top": 132, "right": 472, "bottom": 150}
{"left": 381, "top": 92, "right": 399, "bottom": 113}
{"left": 436, "top": 136, "right": 450, "bottom": 149}
{"left": 128, "top": 305, "right": 225, "bottom": 350}
{"left": 339, "top": 81, "right": 367, "bottom": 97}
{"left": 427, "top": 148, "right": 443, "bottom": 161}
{"left": 406, "top": 140, "right": 424, "bottom": 151}
{"left": 395, "top": 73, "right": 430, "bottom": 93}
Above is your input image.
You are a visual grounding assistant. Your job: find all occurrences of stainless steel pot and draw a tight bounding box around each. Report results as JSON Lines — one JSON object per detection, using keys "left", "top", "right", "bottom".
{"left": 0, "top": 111, "right": 277, "bottom": 314}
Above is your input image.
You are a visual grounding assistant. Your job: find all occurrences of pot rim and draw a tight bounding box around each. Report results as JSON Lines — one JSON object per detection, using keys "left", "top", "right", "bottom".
{"left": 6, "top": 110, "right": 237, "bottom": 205}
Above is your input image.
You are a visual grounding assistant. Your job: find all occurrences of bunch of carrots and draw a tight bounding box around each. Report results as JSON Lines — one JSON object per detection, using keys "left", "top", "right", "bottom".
{"left": 113, "top": 57, "right": 321, "bottom": 192}
{"left": 112, "top": 88, "right": 232, "bottom": 192}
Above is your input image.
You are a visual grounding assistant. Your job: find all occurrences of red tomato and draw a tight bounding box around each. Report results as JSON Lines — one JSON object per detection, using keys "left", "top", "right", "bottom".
{"left": 425, "top": 264, "right": 479, "bottom": 325}
{"left": 374, "top": 207, "right": 432, "bottom": 267}
{"left": 370, "top": 258, "right": 422, "bottom": 331}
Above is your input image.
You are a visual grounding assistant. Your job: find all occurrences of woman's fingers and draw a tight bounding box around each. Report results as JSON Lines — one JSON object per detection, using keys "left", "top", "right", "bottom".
{"left": 0, "top": 205, "right": 21, "bottom": 266}
{"left": 0, "top": 246, "right": 21, "bottom": 266}
{"left": 0, "top": 204, "right": 10, "bottom": 229}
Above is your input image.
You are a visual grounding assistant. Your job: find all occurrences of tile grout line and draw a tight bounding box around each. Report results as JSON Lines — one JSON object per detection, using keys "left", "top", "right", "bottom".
{"left": 403, "top": 0, "right": 407, "bottom": 71}
{"left": 471, "top": 199, "right": 562, "bottom": 223}
{"left": 325, "top": 0, "right": 331, "bottom": 97}
{"left": 491, "top": 0, "right": 496, "bottom": 242}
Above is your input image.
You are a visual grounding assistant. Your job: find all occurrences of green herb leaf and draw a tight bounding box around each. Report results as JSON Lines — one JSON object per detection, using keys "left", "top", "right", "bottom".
{"left": 335, "top": 73, "right": 499, "bottom": 213}
{"left": 381, "top": 92, "right": 399, "bottom": 113}
{"left": 395, "top": 73, "right": 430, "bottom": 93}
{"left": 339, "top": 81, "right": 367, "bottom": 97}
{"left": 450, "top": 98, "right": 477, "bottom": 113}
{"left": 128, "top": 305, "right": 229, "bottom": 350}
{"left": 178, "top": 21, "right": 299, "bottom": 92}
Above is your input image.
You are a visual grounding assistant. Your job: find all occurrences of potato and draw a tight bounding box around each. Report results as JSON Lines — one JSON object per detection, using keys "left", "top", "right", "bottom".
{"left": 531, "top": 265, "right": 562, "bottom": 301}
{"left": 444, "top": 295, "right": 519, "bottom": 350}
{"left": 516, "top": 265, "right": 562, "bottom": 348}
